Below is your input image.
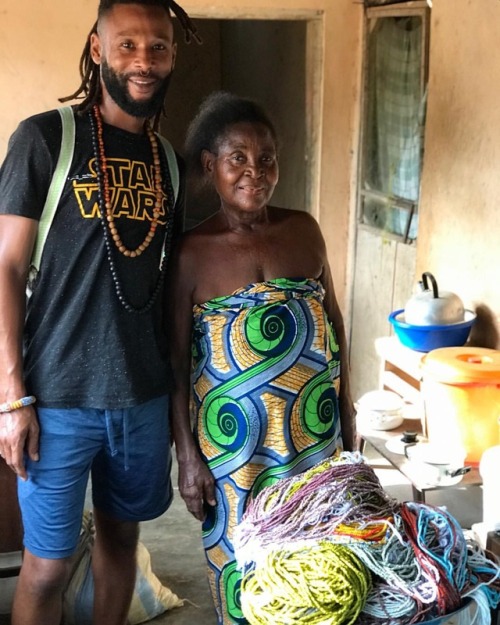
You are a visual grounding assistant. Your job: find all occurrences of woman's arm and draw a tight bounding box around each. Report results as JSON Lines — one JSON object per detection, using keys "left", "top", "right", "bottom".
{"left": 306, "top": 218, "right": 356, "bottom": 452}
{"left": 0, "top": 215, "right": 40, "bottom": 478}
{"left": 167, "top": 236, "right": 216, "bottom": 521}
{"left": 320, "top": 260, "right": 357, "bottom": 451}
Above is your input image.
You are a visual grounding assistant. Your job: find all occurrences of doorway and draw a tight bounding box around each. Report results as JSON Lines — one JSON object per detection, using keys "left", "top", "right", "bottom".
{"left": 162, "top": 15, "right": 322, "bottom": 229}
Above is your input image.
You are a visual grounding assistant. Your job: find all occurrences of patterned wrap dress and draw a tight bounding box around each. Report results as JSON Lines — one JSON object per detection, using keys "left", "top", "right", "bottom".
{"left": 191, "top": 278, "right": 344, "bottom": 624}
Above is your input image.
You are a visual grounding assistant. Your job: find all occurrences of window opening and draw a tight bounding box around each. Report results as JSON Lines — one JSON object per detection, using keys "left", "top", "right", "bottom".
{"left": 358, "top": 2, "right": 430, "bottom": 243}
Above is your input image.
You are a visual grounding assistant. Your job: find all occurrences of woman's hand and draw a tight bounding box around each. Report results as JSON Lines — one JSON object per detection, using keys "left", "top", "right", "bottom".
{"left": 177, "top": 453, "right": 216, "bottom": 522}
{"left": 339, "top": 391, "right": 357, "bottom": 452}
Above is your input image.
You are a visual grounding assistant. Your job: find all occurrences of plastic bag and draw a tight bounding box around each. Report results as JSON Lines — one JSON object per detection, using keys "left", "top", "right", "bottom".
{"left": 63, "top": 511, "right": 183, "bottom": 625}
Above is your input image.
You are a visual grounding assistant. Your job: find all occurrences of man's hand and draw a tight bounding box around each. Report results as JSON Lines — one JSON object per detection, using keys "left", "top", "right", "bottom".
{"left": 0, "top": 406, "right": 39, "bottom": 480}
{"left": 177, "top": 453, "right": 216, "bottom": 522}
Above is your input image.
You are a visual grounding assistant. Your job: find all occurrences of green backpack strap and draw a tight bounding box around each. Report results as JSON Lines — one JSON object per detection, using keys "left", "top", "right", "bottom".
{"left": 156, "top": 133, "right": 180, "bottom": 265}
{"left": 29, "top": 111, "right": 179, "bottom": 276}
{"left": 30, "top": 106, "right": 76, "bottom": 274}
{"left": 156, "top": 133, "right": 179, "bottom": 203}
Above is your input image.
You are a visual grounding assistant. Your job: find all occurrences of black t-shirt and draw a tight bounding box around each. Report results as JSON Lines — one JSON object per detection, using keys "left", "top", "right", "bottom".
{"left": 0, "top": 108, "right": 184, "bottom": 408}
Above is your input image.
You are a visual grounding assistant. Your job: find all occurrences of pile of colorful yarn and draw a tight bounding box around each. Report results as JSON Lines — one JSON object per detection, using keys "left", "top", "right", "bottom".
{"left": 234, "top": 452, "right": 500, "bottom": 625}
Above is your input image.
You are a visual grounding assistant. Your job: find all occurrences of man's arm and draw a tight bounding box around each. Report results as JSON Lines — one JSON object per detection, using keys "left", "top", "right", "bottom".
{"left": 0, "top": 215, "right": 40, "bottom": 479}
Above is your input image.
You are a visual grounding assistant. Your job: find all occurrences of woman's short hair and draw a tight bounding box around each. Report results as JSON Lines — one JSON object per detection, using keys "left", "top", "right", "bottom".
{"left": 184, "top": 91, "right": 278, "bottom": 178}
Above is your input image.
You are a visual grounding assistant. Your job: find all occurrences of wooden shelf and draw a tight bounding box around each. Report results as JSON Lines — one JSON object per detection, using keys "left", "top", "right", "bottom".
{"left": 359, "top": 420, "right": 482, "bottom": 503}
{"left": 375, "top": 336, "right": 426, "bottom": 432}
{"left": 0, "top": 551, "right": 22, "bottom": 579}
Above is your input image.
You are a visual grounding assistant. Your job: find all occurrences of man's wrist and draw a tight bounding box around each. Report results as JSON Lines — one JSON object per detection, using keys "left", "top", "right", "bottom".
{"left": 0, "top": 395, "right": 36, "bottom": 413}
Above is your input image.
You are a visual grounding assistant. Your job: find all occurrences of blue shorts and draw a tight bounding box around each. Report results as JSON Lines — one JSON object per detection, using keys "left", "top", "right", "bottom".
{"left": 18, "top": 395, "right": 173, "bottom": 559}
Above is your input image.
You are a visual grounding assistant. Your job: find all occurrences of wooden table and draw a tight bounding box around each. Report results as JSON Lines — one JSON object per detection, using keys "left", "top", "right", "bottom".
{"left": 361, "top": 422, "right": 498, "bottom": 623}
{"left": 359, "top": 419, "right": 482, "bottom": 503}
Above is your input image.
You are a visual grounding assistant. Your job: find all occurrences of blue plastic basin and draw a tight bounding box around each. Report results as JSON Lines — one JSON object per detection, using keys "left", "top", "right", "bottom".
{"left": 419, "top": 598, "right": 474, "bottom": 624}
{"left": 388, "top": 309, "right": 476, "bottom": 353}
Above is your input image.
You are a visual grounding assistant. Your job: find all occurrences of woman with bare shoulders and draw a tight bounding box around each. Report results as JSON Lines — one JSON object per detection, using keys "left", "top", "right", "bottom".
{"left": 169, "top": 91, "right": 356, "bottom": 625}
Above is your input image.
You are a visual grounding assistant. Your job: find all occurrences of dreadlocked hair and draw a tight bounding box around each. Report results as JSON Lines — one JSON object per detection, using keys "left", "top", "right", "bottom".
{"left": 59, "top": 0, "right": 201, "bottom": 127}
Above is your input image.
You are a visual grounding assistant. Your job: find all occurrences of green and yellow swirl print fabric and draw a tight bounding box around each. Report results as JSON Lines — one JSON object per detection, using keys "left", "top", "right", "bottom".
{"left": 192, "top": 278, "right": 343, "bottom": 625}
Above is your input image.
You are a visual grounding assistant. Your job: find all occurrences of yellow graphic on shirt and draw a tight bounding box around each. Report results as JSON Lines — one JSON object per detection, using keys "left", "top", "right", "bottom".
{"left": 72, "top": 157, "right": 167, "bottom": 224}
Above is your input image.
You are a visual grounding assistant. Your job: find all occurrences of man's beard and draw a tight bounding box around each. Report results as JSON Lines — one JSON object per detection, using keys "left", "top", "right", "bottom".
{"left": 101, "top": 60, "right": 172, "bottom": 119}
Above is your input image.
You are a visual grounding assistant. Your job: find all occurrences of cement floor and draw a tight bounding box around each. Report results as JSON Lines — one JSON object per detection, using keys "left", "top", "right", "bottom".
{"left": 0, "top": 458, "right": 217, "bottom": 625}
{"left": 0, "top": 444, "right": 484, "bottom": 625}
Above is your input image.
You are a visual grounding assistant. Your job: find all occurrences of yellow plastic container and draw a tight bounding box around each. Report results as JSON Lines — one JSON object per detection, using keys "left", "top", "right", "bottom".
{"left": 421, "top": 347, "right": 500, "bottom": 465}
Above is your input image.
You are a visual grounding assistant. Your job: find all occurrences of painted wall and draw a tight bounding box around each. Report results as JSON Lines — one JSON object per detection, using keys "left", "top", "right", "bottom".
{"left": 3, "top": 0, "right": 500, "bottom": 356}
{"left": 4, "top": 0, "right": 500, "bottom": 446}
{"left": 0, "top": 0, "right": 362, "bottom": 317}
{"left": 417, "top": 0, "right": 500, "bottom": 344}
{"left": 0, "top": 0, "right": 96, "bottom": 157}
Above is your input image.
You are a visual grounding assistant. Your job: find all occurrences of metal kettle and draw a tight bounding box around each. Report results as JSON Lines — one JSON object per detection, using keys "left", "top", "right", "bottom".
{"left": 404, "top": 272, "right": 465, "bottom": 326}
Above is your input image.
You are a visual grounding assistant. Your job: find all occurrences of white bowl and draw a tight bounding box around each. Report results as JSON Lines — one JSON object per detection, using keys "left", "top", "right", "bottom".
{"left": 356, "top": 390, "right": 404, "bottom": 431}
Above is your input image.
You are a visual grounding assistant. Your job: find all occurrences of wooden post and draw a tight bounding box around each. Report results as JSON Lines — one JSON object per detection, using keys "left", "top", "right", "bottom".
{"left": 0, "top": 458, "right": 23, "bottom": 553}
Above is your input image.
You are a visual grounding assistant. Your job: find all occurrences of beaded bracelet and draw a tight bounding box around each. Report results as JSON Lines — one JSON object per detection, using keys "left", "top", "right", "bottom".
{"left": 0, "top": 395, "right": 37, "bottom": 413}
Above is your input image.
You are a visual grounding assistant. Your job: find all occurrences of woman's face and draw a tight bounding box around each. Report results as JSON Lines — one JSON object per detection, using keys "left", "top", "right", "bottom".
{"left": 203, "top": 122, "right": 279, "bottom": 216}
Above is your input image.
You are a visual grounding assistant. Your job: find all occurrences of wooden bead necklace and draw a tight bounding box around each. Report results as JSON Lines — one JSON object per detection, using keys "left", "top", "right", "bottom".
{"left": 93, "top": 104, "right": 162, "bottom": 257}
{"left": 89, "top": 105, "right": 174, "bottom": 314}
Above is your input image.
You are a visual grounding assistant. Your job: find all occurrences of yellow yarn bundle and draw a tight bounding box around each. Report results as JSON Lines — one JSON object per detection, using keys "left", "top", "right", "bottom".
{"left": 241, "top": 541, "right": 371, "bottom": 625}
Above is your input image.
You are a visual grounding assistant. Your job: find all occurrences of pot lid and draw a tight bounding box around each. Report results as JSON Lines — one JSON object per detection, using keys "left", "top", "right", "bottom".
{"left": 421, "top": 347, "right": 500, "bottom": 383}
{"left": 406, "top": 442, "right": 465, "bottom": 466}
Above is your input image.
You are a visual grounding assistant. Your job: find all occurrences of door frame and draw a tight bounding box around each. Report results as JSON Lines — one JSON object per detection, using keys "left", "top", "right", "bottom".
{"left": 184, "top": 7, "right": 324, "bottom": 218}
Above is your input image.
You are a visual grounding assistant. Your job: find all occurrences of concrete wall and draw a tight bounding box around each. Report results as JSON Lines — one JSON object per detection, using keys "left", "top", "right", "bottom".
{"left": 2, "top": 0, "right": 500, "bottom": 349}
{"left": 417, "top": 0, "right": 500, "bottom": 343}
{"left": 0, "top": 0, "right": 362, "bottom": 316}
{"left": 0, "top": 0, "right": 96, "bottom": 158}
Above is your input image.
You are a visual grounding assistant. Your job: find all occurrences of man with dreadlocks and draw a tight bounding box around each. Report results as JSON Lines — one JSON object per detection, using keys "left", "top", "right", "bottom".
{"left": 0, "top": 1, "right": 199, "bottom": 624}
